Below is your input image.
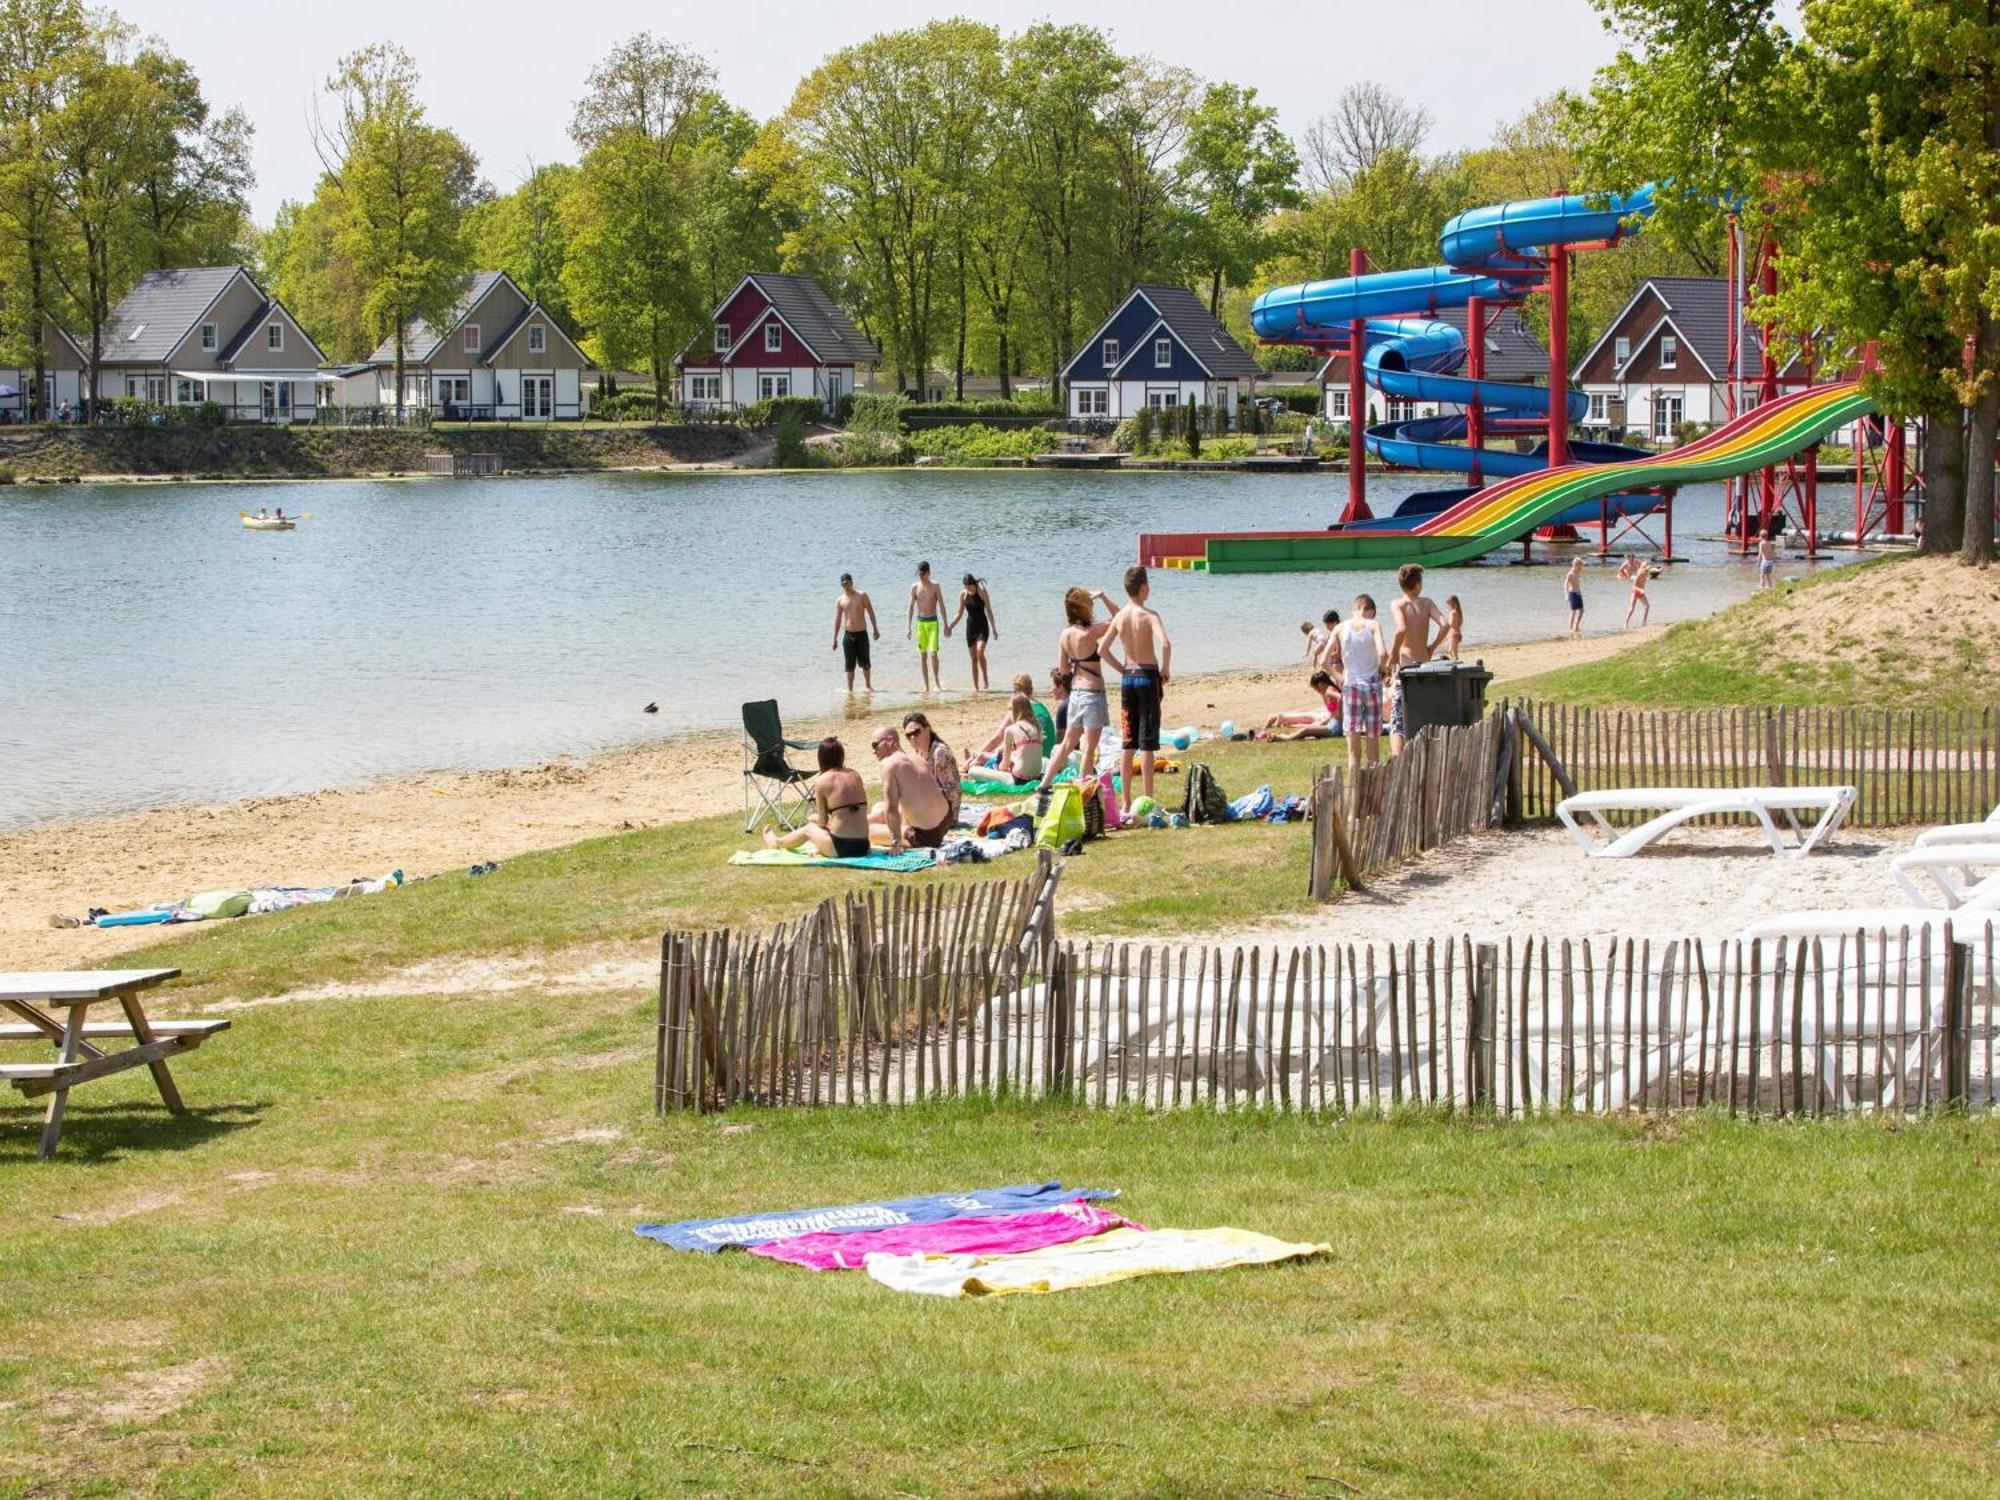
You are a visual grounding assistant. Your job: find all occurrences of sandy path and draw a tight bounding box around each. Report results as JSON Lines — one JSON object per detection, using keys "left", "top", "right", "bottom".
{"left": 1, "top": 629, "right": 1652, "bottom": 970}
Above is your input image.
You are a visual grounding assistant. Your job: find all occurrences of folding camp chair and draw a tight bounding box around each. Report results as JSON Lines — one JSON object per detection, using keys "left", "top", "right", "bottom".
{"left": 742, "top": 699, "right": 816, "bottom": 834}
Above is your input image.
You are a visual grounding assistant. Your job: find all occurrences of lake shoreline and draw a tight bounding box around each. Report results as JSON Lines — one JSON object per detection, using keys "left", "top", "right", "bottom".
{"left": 0, "top": 630, "right": 1657, "bottom": 970}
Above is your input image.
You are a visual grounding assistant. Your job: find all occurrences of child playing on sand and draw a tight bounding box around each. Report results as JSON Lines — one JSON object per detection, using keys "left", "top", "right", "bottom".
{"left": 1443, "top": 596, "right": 1463, "bottom": 661}
{"left": 1564, "top": 558, "right": 1585, "bottom": 637}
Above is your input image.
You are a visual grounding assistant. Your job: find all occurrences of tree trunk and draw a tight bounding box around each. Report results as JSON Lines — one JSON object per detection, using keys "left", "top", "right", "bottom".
{"left": 997, "top": 327, "right": 1012, "bottom": 401}
{"left": 393, "top": 321, "right": 407, "bottom": 422}
{"left": 1967, "top": 323, "right": 1998, "bottom": 566}
{"left": 1922, "top": 400, "right": 1966, "bottom": 555}
{"left": 1209, "top": 268, "right": 1224, "bottom": 319}
{"left": 29, "top": 252, "right": 46, "bottom": 423}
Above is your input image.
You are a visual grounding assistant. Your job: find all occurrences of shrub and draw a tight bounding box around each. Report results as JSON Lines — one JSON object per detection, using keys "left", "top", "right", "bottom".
{"left": 906, "top": 423, "right": 1056, "bottom": 462}
{"left": 593, "top": 389, "right": 662, "bottom": 422}
{"left": 103, "top": 396, "right": 165, "bottom": 426}
{"left": 848, "top": 391, "right": 907, "bottom": 436}
{"left": 773, "top": 408, "right": 811, "bottom": 467}
{"left": 0, "top": 466, "right": 14, "bottom": 485}
{"left": 741, "top": 394, "right": 826, "bottom": 429}
{"left": 192, "top": 400, "right": 228, "bottom": 428}
{"left": 1183, "top": 401, "right": 1200, "bottom": 457}
{"left": 1133, "top": 407, "right": 1154, "bottom": 454}
{"left": 817, "top": 431, "right": 909, "bottom": 467}
{"left": 1263, "top": 385, "right": 1323, "bottom": 415}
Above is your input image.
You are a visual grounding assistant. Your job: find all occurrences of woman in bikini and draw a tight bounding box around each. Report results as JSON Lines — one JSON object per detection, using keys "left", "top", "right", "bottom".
{"left": 1037, "top": 586, "right": 1116, "bottom": 796}
{"left": 949, "top": 574, "right": 998, "bottom": 692}
{"left": 762, "top": 737, "right": 871, "bottom": 859}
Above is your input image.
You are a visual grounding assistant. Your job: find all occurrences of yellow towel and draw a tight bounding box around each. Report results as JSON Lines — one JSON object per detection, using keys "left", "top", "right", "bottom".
{"left": 862, "top": 1225, "right": 1329, "bottom": 1298}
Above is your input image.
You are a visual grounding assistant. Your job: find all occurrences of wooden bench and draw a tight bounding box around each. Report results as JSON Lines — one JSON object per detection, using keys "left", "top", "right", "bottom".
{"left": 0, "top": 970, "right": 230, "bottom": 1157}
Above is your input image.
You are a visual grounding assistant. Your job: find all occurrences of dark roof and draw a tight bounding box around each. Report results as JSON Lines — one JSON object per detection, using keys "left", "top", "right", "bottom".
{"left": 100, "top": 268, "right": 245, "bottom": 363}
{"left": 747, "top": 273, "right": 880, "bottom": 364}
{"left": 368, "top": 270, "right": 507, "bottom": 364}
{"left": 1130, "top": 284, "right": 1263, "bottom": 379}
{"left": 215, "top": 299, "right": 275, "bottom": 362}
{"left": 1581, "top": 277, "right": 1796, "bottom": 380}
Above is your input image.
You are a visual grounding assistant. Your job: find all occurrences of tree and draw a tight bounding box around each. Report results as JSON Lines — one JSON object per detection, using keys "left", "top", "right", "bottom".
{"left": 467, "top": 160, "right": 576, "bottom": 327}
{"left": 1182, "top": 81, "right": 1300, "bottom": 315}
{"left": 1300, "top": 82, "right": 1432, "bottom": 192}
{"left": 128, "top": 48, "right": 252, "bottom": 270}
{"left": 262, "top": 190, "right": 371, "bottom": 360}
{"left": 311, "top": 44, "right": 480, "bottom": 419}
{"left": 562, "top": 34, "right": 719, "bottom": 417}
{"left": 0, "top": 0, "right": 92, "bottom": 418}
{"left": 1102, "top": 59, "right": 1196, "bottom": 298}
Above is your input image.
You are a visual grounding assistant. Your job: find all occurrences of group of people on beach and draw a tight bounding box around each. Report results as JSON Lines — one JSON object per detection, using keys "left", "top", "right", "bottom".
{"left": 1562, "top": 553, "right": 1662, "bottom": 636}
{"left": 832, "top": 563, "right": 999, "bottom": 695}
{"left": 765, "top": 710, "right": 963, "bottom": 858}
{"left": 1282, "top": 564, "right": 1457, "bottom": 768}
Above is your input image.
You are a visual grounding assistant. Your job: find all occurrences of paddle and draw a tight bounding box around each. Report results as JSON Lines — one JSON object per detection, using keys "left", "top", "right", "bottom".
{"left": 236, "top": 510, "right": 313, "bottom": 520}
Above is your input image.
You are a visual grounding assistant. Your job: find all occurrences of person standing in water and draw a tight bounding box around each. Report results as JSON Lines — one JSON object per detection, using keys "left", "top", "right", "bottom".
{"left": 1757, "top": 529, "right": 1778, "bottom": 590}
{"left": 907, "top": 561, "right": 947, "bottom": 692}
{"left": 1564, "top": 557, "right": 1586, "bottom": 637}
{"left": 831, "top": 573, "right": 881, "bottom": 692}
{"left": 1625, "top": 560, "right": 1653, "bottom": 627}
{"left": 1105, "top": 565, "right": 1171, "bottom": 808}
{"left": 949, "top": 573, "right": 998, "bottom": 692}
{"left": 1443, "top": 595, "right": 1464, "bottom": 661}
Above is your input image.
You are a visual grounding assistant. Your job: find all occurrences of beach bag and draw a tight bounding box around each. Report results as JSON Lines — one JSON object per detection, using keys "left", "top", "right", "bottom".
{"left": 1181, "top": 763, "right": 1231, "bottom": 825}
{"left": 1080, "top": 777, "right": 1109, "bottom": 840}
{"left": 1038, "top": 783, "right": 1087, "bottom": 850}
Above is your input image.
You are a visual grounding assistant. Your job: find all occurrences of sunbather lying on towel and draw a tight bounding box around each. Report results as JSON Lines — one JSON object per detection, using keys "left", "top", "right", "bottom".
{"left": 764, "top": 737, "right": 873, "bottom": 860}
{"left": 1260, "top": 672, "right": 1343, "bottom": 741}
{"left": 961, "top": 692, "right": 1046, "bottom": 787}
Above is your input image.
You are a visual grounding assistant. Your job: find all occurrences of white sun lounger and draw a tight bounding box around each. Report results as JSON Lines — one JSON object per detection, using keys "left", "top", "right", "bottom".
{"left": 1914, "top": 803, "right": 2000, "bottom": 849}
{"left": 1890, "top": 846, "right": 2000, "bottom": 908}
{"left": 1556, "top": 784, "right": 1857, "bottom": 859}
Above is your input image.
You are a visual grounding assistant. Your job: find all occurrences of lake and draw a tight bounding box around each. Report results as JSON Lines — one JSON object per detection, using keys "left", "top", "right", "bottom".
{"left": 0, "top": 468, "right": 1845, "bottom": 829}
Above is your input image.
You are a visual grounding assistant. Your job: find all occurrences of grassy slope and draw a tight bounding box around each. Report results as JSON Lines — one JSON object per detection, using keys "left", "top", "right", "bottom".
{"left": 1509, "top": 555, "right": 2000, "bottom": 710}
{"left": 2, "top": 992, "right": 1996, "bottom": 1497}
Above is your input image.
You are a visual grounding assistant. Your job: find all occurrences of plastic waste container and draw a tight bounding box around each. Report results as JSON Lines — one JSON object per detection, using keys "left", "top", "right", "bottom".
{"left": 1397, "top": 659, "right": 1494, "bottom": 738}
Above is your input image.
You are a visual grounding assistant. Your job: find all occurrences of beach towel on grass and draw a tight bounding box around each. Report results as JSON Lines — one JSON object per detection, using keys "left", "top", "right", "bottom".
{"left": 728, "top": 848, "right": 936, "bottom": 873}
{"left": 750, "top": 1201, "right": 1141, "bottom": 1271}
{"left": 863, "top": 1225, "right": 1330, "bottom": 1298}
{"left": 635, "top": 1181, "right": 1118, "bottom": 1252}
{"left": 961, "top": 767, "right": 1076, "bottom": 796}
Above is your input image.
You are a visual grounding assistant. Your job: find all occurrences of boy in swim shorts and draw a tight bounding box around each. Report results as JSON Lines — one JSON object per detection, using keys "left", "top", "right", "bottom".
{"left": 1106, "top": 565, "right": 1171, "bottom": 806}
{"left": 908, "top": 561, "right": 946, "bottom": 692}
{"left": 832, "top": 573, "right": 881, "bottom": 691}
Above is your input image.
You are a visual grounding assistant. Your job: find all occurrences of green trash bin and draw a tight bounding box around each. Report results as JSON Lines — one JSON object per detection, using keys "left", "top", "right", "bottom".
{"left": 1397, "top": 659, "right": 1494, "bottom": 738}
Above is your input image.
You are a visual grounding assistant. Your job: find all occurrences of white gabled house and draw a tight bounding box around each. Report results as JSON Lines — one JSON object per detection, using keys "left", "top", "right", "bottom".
{"left": 1062, "top": 285, "right": 1263, "bottom": 422}
{"left": 365, "top": 271, "right": 593, "bottom": 421}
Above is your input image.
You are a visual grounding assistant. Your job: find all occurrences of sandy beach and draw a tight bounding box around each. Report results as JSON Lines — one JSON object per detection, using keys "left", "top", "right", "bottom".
{"left": 1, "top": 628, "right": 1652, "bottom": 970}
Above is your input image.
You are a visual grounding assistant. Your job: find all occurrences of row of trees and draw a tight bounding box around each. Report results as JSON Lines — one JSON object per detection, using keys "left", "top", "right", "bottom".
{"left": 0, "top": 0, "right": 251, "bottom": 418}
{"left": 1575, "top": 0, "right": 1999, "bottom": 565}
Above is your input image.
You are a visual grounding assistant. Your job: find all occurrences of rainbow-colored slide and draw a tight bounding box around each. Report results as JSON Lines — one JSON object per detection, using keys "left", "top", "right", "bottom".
{"left": 1141, "top": 381, "right": 1873, "bottom": 573}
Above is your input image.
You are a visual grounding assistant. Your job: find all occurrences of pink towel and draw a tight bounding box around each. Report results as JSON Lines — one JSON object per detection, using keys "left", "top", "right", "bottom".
{"left": 749, "top": 1200, "right": 1142, "bottom": 1271}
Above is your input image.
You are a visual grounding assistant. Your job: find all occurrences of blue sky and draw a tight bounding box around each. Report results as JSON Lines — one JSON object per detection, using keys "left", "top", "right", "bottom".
{"left": 119, "top": 0, "right": 1632, "bottom": 225}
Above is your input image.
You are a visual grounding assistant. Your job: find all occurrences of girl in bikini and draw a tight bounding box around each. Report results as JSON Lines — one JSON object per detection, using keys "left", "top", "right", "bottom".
{"left": 762, "top": 737, "right": 871, "bottom": 859}
{"left": 1037, "top": 586, "right": 1116, "bottom": 796}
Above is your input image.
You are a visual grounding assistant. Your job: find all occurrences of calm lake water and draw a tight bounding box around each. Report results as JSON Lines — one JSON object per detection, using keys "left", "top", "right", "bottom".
{"left": 0, "top": 468, "right": 1850, "bottom": 829}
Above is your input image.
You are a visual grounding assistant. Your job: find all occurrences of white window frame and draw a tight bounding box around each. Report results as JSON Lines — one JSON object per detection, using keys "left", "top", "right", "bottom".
{"left": 714, "top": 322, "right": 731, "bottom": 352}
{"left": 528, "top": 324, "right": 546, "bottom": 354}
{"left": 261, "top": 379, "right": 291, "bottom": 419}
{"left": 1652, "top": 393, "right": 1684, "bottom": 441}
{"left": 1076, "top": 387, "right": 1107, "bottom": 416}
{"left": 1102, "top": 338, "right": 1120, "bottom": 367}
{"left": 1146, "top": 390, "right": 1178, "bottom": 410}
{"left": 1659, "top": 335, "right": 1677, "bottom": 370}
{"left": 437, "top": 376, "right": 471, "bottom": 406}
{"left": 1613, "top": 336, "right": 1630, "bottom": 367}
{"left": 199, "top": 322, "right": 217, "bottom": 352}
{"left": 1153, "top": 338, "right": 1172, "bottom": 369}
{"left": 141, "top": 375, "right": 166, "bottom": 404}
{"left": 1327, "top": 388, "right": 1349, "bottom": 419}
{"left": 758, "top": 372, "right": 791, "bottom": 400}
{"left": 462, "top": 324, "right": 480, "bottom": 354}
{"left": 523, "top": 375, "right": 554, "bottom": 419}
{"left": 266, "top": 323, "right": 284, "bottom": 352}
{"left": 689, "top": 373, "right": 721, "bottom": 403}
{"left": 1385, "top": 396, "right": 1418, "bottom": 423}
{"left": 764, "top": 323, "right": 783, "bottom": 353}
{"left": 173, "top": 377, "right": 206, "bottom": 405}
{"left": 1587, "top": 392, "right": 1608, "bottom": 423}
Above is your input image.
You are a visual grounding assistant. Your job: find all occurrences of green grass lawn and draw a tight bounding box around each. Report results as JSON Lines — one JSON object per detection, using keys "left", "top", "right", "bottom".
{"left": 1510, "top": 555, "right": 1998, "bottom": 711}
{"left": 2, "top": 976, "right": 1995, "bottom": 1496}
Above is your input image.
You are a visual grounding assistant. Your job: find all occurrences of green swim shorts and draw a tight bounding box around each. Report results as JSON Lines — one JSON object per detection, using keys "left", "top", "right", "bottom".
{"left": 915, "top": 617, "right": 941, "bottom": 653}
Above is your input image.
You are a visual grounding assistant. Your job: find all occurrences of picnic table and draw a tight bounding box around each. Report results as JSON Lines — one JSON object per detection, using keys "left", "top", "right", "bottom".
{"left": 0, "top": 970, "right": 229, "bottom": 1158}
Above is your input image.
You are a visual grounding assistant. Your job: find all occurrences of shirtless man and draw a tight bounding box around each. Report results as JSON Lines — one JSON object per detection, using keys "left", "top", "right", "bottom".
{"left": 831, "top": 573, "right": 881, "bottom": 692}
{"left": 867, "top": 724, "right": 955, "bottom": 852}
{"left": 907, "top": 561, "right": 947, "bottom": 692}
{"left": 1386, "top": 562, "right": 1450, "bottom": 755}
{"left": 1104, "top": 565, "right": 1172, "bottom": 807}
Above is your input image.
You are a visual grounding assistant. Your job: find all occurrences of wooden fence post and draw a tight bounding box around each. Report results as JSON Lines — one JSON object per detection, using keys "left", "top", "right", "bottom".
{"left": 1047, "top": 945, "right": 1075, "bottom": 1097}
{"left": 1941, "top": 938, "right": 1972, "bottom": 1110}
{"left": 1503, "top": 705, "right": 1524, "bottom": 827}
{"left": 1467, "top": 942, "right": 1497, "bottom": 1110}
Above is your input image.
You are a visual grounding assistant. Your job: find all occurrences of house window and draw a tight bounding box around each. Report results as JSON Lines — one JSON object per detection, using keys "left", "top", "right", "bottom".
{"left": 1146, "top": 390, "right": 1178, "bottom": 410}
{"left": 437, "top": 376, "right": 471, "bottom": 409}
{"left": 1659, "top": 335, "right": 1677, "bottom": 369}
{"left": 1652, "top": 393, "right": 1684, "bottom": 441}
{"left": 1076, "top": 387, "right": 1107, "bottom": 416}
{"left": 764, "top": 323, "right": 783, "bottom": 353}
{"left": 1586, "top": 392, "right": 1608, "bottom": 424}
{"left": 462, "top": 324, "right": 480, "bottom": 353}
{"left": 173, "top": 378, "right": 206, "bottom": 405}
{"left": 528, "top": 324, "right": 546, "bottom": 354}
{"left": 141, "top": 375, "right": 166, "bottom": 404}
{"left": 1102, "top": 339, "right": 1120, "bottom": 367}
{"left": 523, "top": 375, "right": 554, "bottom": 419}
{"left": 1613, "top": 336, "right": 1630, "bottom": 367}
{"left": 758, "top": 373, "right": 790, "bottom": 400}
{"left": 1385, "top": 397, "right": 1418, "bottom": 423}
{"left": 1327, "top": 388, "right": 1348, "bottom": 419}
{"left": 266, "top": 323, "right": 284, "bottom": 352}
{"left": 1153, "top": 338, "right": 1172, "bottom": 368}
{"left": 199, "top": 322, "right": 217, "bottom": 352}
{"left": 689, "top": 374, "right": 721, "bottom": 402}
{"left": 714, "top": 323, "right": 731, "bottom": 352}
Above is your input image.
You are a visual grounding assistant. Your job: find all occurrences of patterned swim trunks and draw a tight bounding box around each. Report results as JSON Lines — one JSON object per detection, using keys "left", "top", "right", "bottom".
{"left": 1343, "top": 676, "right": 1383, "bottom": 739}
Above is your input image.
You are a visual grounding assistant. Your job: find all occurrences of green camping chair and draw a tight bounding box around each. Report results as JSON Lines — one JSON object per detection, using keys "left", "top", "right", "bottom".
{"left": 742, "top": 699, "right": 817, "bottom": 833}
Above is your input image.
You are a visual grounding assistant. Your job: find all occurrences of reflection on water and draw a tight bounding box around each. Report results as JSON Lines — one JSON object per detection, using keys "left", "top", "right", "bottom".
{"left": 0, "top": 468, "right": 1853, "bottom": 828}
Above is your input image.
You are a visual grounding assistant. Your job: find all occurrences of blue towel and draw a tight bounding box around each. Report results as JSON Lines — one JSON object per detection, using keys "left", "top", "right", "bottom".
{"left": 728, "top": 847, "right": 936, "bottom": 872}
{"left": 636, "top": 1181, "right": 1119, "bottom": 1252}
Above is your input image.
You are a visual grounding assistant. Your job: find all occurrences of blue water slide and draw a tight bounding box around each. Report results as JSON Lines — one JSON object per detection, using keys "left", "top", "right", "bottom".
{"left": 1248, "top": 186, "right": 1659, "bottom": 490}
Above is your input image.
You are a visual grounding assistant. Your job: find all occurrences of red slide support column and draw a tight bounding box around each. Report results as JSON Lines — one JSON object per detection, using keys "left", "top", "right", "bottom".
{"left": 1547, "top": 247, "right": 1570, "bottom": 469}
{"left": 1886, "top": 423, "right": 1907, "bottom": 534}
{"left": 1344, "top": 246, "right": 1369, "bottom": 523}
{"left": 1466, "top": 293, "right": 1485, "bottom": 487}
{"left": 1756, "top": 242, "right": 1779, "bottom": 542}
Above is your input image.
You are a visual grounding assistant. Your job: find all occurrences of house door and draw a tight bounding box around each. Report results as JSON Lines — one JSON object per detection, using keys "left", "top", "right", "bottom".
{"left": 262, "top": 381, "right": 290, "bottom": 422}
{"left": 1651, "top": 394, "right": 1683, "bottom": 442}
{"left": 523, "top": 376, "right": 553, "bottom": 419}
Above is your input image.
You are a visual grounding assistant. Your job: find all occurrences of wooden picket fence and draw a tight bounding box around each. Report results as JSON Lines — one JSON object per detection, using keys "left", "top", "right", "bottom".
{"left": 659, "top": 909, "right": 1996, "bottom": 1116}
{"left": 1514, "top": 700, "right": 2000, "bottom": 829}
